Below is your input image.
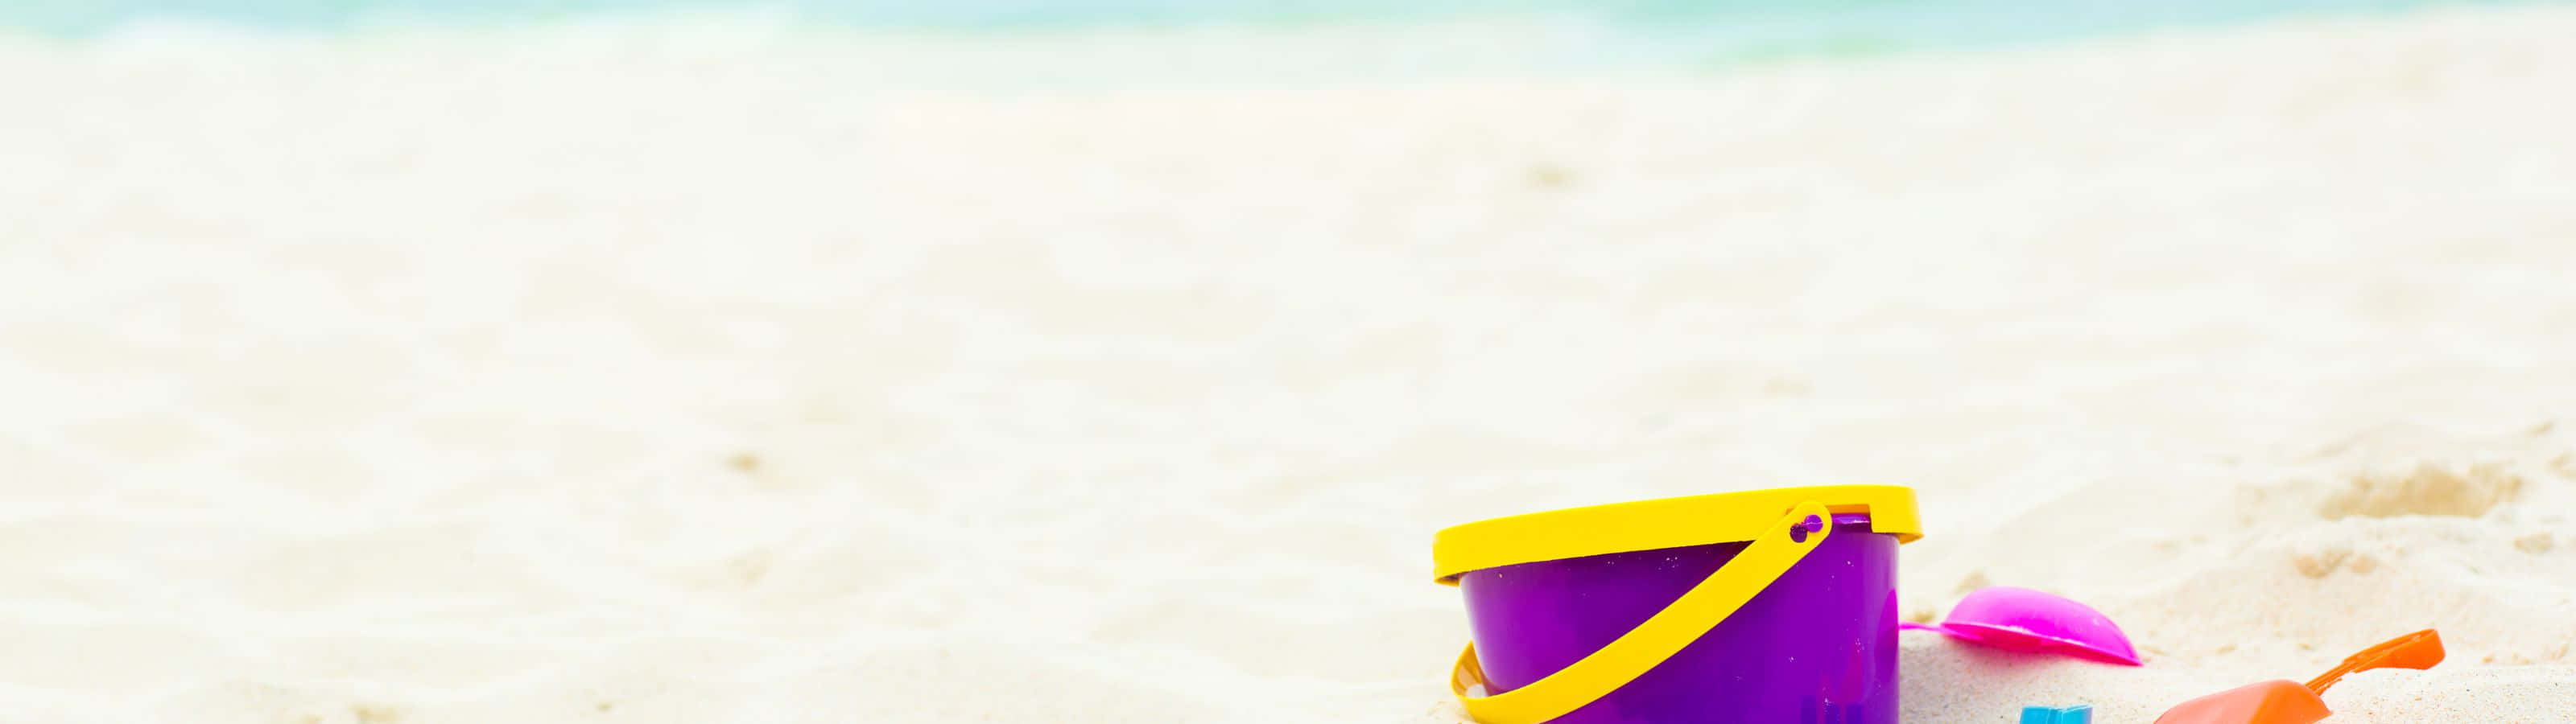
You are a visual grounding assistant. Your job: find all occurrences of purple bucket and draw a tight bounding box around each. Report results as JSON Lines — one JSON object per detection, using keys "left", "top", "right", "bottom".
{"left": 1434, "top": 487, "right": 1918, "bottom": 724}
{"left": 1459, "top": 514, "right": 1899, "bottom": 723}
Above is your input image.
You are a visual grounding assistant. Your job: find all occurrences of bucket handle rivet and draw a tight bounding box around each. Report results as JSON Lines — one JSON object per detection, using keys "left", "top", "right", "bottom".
{"left": 1790, "top": 514, "right": 1824, "bottom": 543}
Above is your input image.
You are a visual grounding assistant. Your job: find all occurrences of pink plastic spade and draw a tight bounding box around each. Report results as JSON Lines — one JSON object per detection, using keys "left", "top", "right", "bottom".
{"left": 1905, "top": 586, "right": 2142, "bottom": 665}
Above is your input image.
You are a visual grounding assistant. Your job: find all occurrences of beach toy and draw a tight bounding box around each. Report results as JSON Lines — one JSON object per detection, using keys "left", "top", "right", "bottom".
{"left": 2020, "top": 704, "right": 2094, "bottom": 724}
{"left": 1906, "top": 586, "right": 2141, "bottom": 665}
{"left": 2155, "top": 629, "right": 2444, "bottom": 724}
{"left": 1433, "top": 485, "right": 1922, "bottom": 724}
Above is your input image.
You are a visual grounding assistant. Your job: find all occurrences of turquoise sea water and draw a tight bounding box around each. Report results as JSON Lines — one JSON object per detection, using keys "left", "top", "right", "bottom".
{"left": 2, "top": 0, "right": 2543, "bottom": 59}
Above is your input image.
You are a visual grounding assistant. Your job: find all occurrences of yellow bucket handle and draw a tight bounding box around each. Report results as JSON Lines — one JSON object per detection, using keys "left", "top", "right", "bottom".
{"left": 1449, "top": 500, "right": 1835, "bottom": 724}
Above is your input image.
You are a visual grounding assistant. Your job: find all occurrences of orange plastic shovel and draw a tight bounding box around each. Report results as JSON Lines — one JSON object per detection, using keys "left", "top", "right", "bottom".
{"left": 2155, "top": 629, "right": 2443, "bottom": 724}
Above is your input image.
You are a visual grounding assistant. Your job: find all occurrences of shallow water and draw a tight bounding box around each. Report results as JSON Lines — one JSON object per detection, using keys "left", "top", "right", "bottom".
{"left": 10, "top": 0, "right": 2552, "bottom": 67}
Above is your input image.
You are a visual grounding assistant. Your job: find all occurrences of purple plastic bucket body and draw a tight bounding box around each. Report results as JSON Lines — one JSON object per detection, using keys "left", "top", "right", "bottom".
{"left": 1457, "top": 513, "right": 1899, "bottom": 724}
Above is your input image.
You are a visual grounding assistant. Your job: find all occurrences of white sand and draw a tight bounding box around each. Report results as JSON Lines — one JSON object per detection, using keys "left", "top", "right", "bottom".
{"left": 6, "top": 5, "right": 2576, "bottom": 722}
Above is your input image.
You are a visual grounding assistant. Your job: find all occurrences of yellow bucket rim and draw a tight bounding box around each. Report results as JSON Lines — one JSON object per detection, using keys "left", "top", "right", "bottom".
{"left": 1430, "top": 484, "right": 1922, "bottom": 585}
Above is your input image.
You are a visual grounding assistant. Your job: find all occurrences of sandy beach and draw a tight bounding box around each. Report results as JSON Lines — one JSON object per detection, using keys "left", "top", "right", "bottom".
{"left": 5, "top": 4, "right": 2576, "bottom": 721}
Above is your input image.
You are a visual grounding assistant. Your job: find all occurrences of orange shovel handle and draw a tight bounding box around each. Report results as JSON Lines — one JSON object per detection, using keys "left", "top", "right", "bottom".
{"left": 2302, "top": 629, "right": 2443, "bottom": 694}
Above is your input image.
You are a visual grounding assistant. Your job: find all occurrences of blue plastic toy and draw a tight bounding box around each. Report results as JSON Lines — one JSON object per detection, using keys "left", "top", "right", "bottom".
{"left": 2021, "top": 705, "right": 2093, "bottom": 724}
